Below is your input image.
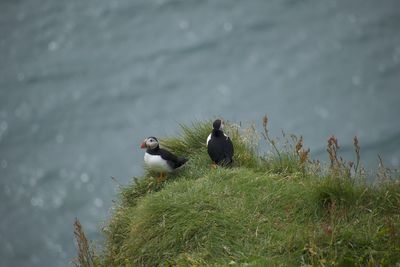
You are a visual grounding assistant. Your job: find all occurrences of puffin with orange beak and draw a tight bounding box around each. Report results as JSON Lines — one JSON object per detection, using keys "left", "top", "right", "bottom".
{"left": 140, "top": 137, "right": 188, "bottom": 182}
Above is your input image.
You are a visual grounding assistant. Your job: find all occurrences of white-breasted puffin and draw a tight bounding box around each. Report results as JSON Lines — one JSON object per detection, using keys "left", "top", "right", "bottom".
{"left": 207, "top": 119, "right": 234, "bottom": 166}
{"left": 140, "top": 136, "right": 188, "bottom": 182}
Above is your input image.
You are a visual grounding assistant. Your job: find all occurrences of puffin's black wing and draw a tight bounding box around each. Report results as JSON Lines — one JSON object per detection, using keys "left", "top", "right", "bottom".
{"left": 225, "top": 136, "right": 234, "bottom": 162}
{"left": 158, "top": 148, "right": 188, "bottom": 169}
{"left": 207, "top": 135, "right": 234, "bottom": 166}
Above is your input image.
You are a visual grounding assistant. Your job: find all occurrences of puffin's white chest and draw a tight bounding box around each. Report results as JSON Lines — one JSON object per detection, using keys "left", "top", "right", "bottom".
{"left": 144, "top": 152, "right": 172, "bottom": 172}
{"left": 207, "top": 133, "right": 212, "bottom": 145}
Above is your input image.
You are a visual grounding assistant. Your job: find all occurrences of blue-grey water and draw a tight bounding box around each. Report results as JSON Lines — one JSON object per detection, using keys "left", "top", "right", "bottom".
{"left": 1, "top": 0, "right": 400, "bottom": 266}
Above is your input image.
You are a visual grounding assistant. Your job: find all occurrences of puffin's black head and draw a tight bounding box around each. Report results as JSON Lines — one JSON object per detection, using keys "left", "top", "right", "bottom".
{"left": 140, "top": 136, "right": 159, "bottom": 150}
{"left": 213, "top": 119, "right": 224, "bottom": 131}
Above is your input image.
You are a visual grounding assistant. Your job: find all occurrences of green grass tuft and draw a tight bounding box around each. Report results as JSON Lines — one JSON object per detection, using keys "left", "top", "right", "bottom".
{"left": 77, "top": 120, "right": 400, "bottom": 267}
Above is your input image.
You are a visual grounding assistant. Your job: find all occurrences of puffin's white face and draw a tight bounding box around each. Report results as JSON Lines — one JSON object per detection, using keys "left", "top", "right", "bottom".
{"left": 141, "top": 137, "right": 159, "bottom": 149}
{"left": 219, "top": 121, "right": 224, "bottom": 130}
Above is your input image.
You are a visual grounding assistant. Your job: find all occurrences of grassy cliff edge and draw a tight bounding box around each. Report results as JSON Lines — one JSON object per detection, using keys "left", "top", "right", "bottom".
{"left": 76, "top": 120, "right": 400, "bottom": 267}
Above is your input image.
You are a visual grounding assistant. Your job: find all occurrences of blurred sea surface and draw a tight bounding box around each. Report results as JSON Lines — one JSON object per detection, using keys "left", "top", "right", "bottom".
{"left": 1, "top": 0, "right": 399, "bottom": 266}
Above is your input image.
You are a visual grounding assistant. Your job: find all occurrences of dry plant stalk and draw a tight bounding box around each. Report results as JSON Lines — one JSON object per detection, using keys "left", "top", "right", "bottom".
{"left": 299, "top": 149, "right": 310, "bottom": 166}
{"left": 295, "top": 136, "right": 310, "bottom": 166}
{"left": 295, "top": 136, "right": 310, "bottom": 175}
{"left": 262, "top": 115, "right": 281, "bottom": 162}
{"left": 327, "top": 136, "right": 352, "bottom": 177}
{"left": 295, "top": 136, "right": 303, "bottom": 156}
{"left": 73, "top": 218, "right": 95, "bottom": 267}
{"left": 327, "top": 136, "right": 362, "bottom": 179}
{"left": 377, "top": 154, "right": 391, "bottom": 182}
{"left": 353, "top": 136, "right": 361, "bottom": 175}
{"left": 327, "top": 135, "right": 339, "bottom": 169}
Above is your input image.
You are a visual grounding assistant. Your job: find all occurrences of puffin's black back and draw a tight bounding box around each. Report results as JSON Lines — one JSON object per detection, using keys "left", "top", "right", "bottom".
{"left": 207, "top": 130, "right": 234, "bottom": 166}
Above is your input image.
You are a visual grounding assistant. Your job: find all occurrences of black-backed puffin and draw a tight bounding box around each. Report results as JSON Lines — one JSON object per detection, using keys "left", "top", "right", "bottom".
{"left": 140, "top": 136, "right": 188, "bottom": 181}
{"left": 207, "top": 119, "right": 234, "bottom": 166}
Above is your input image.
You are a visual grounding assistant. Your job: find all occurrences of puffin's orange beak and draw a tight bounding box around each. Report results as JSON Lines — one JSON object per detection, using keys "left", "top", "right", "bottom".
{"left": 140, "top": 141, "right": 146, "bottom": 149}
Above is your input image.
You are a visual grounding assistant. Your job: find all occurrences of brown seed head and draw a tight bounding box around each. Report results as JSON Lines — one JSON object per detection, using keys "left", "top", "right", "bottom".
{"left": 262, "top": 115, "right": 268, "bottom": 128}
